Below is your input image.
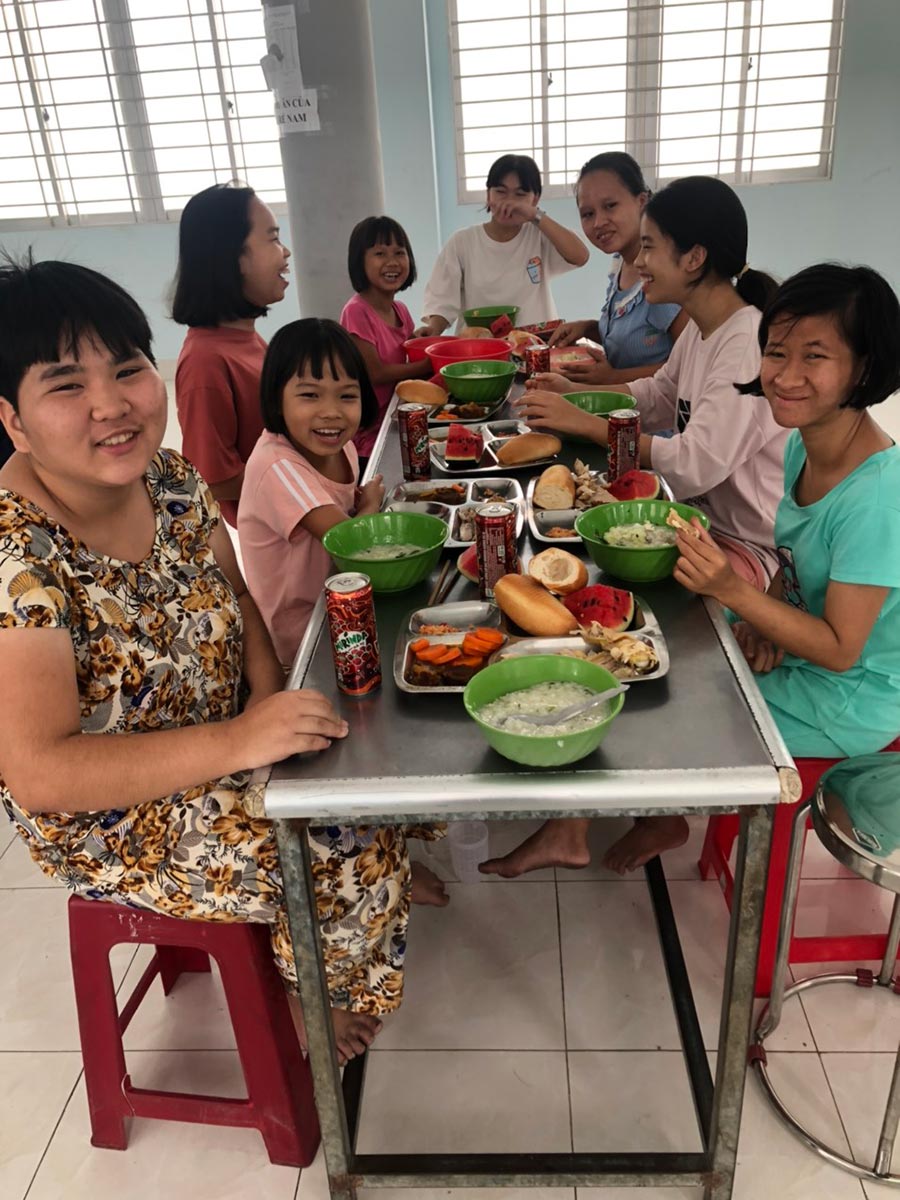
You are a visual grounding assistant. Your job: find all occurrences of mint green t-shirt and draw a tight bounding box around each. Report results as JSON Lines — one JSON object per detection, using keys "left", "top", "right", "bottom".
{"left": 757, "top": 431, "right": 900, "bottom": 757}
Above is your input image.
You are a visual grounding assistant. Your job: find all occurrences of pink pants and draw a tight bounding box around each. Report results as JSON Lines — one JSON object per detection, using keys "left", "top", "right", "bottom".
{"left": 714, "top": 533, "right": 769, "bottom": 591}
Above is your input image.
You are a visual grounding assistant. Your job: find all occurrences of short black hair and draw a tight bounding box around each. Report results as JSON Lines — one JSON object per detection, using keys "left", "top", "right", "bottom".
{"left": 260, "top": 318, "right": 379, "bottom": 436}
{"left": 738, "top": 263, "right": 900, "bottom": 410}
{"left": 171, "top": 183, "right": 265, "bottom": 327}
{"left": 576, "top": 151, "right": 649, "bottom": 198}
{"left": 645, "top": 176, "right": 778, "bottom": 312}
{"left": 347, "top": 215, "right": 417, "bottom": 294}
{"left": 0, "top": 252, "right": 154, "bottom": 411}
{"left": 486, "top": 154, "right": 542, "bottom": 198}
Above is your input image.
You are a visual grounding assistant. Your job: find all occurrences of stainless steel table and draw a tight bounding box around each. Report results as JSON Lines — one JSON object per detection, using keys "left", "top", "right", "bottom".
{"left": 261, "top": 396, "right": 798, "bottom": 1199}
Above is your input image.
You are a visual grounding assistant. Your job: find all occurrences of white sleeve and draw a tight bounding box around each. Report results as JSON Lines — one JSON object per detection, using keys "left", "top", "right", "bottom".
{"left": 422, "top": 234, "right": 464, "bottom": 324}
{"left": 649, "top": 330, "right": 768, "bottom": 496}
{"left": 628, "top": 351, "right": 680, "bottom": 433}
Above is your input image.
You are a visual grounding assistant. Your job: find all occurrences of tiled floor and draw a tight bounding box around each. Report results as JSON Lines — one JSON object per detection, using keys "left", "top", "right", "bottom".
{"left": 2, "top": 815, "right": 899, "bottom": 1200}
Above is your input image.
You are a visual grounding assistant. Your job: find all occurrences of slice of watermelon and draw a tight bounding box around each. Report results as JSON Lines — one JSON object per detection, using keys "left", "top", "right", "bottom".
{"left": 563, "top": 584, "right": 635, "bottom": 631}
{"left": 490, "top": 314, "right": 513, "bottom": 337}
{"left": 458, "top": 544, "right": 479, "bottom": 583}
{"left": 445, "top": 423, "right": 483, "bottom": 470}
{"left": 605, "top": 469, "right": 661, "bottom": 502}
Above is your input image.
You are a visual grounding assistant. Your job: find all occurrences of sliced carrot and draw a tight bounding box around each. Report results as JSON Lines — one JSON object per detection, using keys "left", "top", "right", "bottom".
{"left": 434, "top": 646, "right": 462, "bottom": 664}
{"left": 409, "top": 638, "right": 429, "bottom": 653}
{"left": 472, "top": 627, "right": 505, "bottom": 645}
{"left": 463, "top": 635, "right": 497, "bottom": 656}
{"left": 457, "top": 654, "right": 484, "bottom": 667}
{"left": 415, "top": 644, "right": 449, "bottom": 662}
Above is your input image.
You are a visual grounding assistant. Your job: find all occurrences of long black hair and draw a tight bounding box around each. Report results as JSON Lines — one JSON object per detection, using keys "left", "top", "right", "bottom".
{"left": 260, "top": 318, "right": 379, "bottom": 436}
{"left": 739, "top": 263, "right": 900, "bottom": 410}
{"left": 171, "top": 182, "right": 265, "bottom": 327}
{"left": 645, "top": 176, "right": 777, "bottom": 311}
{"left": 0, "top": 252, "right": 154, "bottom": 410}
{"left": 576, "top": 151, "right": 649, "bottom": 198}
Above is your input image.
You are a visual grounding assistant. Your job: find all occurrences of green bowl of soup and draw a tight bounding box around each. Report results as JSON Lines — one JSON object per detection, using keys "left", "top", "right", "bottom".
{"left": 323, "top": 512, "right": 449, "bottom": 592}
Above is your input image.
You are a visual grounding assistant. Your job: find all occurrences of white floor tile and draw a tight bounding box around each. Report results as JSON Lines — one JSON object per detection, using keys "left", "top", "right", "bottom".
{"left": 119, "top": 945, "right": 237, "bottom": 1051}
{"left": 0, "top": 821, "right": 16, "bottom": 857}
{"left": 356, "top": 1051, "right": 571, "bottom": 1154}
{"left": 26, "top": 1050, "right": 300, "bottom": 1200}
{"left": 556, "top": 815, "right": 708, "bottom": 883}
{"left": 795, "top": 968, "right": 900, "bottom": 1053}
{"left": 0, "top": 888, "right": 136, "bottom": 1051}
{"left": 569, "top": 1050, "right": 701, "bottom": 1152}
{"left": 822, "top": 1052, "right": 900, "bottom": 1189}
{"left": 409, "top": 820, "right": 556, "bottom": 883}
{"left": 0, "top": 832, "right": 59, "bottom": 889}
{"left": 558, "top": 881, "right": 680, "bottom": 1050}
{"left": 0, "top": 1051, "right": 82, "bottom": 1200}
{"left": 378, "top": 881, "right": 564, "bottom": 1050}
{"left": 794, "top": 878, "right": 896, "bottom": 941}
{"left": 737, "top": 1051, "right": 863, "bottom": 1199}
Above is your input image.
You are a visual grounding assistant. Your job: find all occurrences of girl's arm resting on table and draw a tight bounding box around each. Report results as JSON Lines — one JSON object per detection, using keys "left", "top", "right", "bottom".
{"left": 0, "top": 629, "right": 348, "bottom": 814}
{"left": 349, "top": 335, "right": 431, "bottom": 385}
{"left": 675, "top": 529, "right": 888, "bottom": 672}
{"left": 299, "top": 479, "right": 385, "bottom": 543}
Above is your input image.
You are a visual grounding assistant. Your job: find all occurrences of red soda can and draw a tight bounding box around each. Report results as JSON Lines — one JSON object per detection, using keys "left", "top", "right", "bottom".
{"left": 607, "top": 409, "right": 641, "bottom": 482}
{"left": 324, "top": 572, "right": 382, "bottom": 696}
{"left": 475, "top": 502, "right": 519, "bottom": 600}
{"left": 398, "top": 402, "right": 431, "bottom": 482}
{"left": 524, "top": 344, "right": 550, "bottom": 378}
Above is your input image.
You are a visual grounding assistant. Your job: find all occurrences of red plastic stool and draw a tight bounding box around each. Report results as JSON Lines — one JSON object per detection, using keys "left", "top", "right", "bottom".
{"left": 698, "top": 740, "right": 900, "bottom": 996}
{"left": 68, "top": 896, "right": 320, "bottom": 1166}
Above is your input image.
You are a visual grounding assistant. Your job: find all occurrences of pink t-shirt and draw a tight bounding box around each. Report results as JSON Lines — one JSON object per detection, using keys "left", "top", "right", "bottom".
{"left": 629, "top": 306, "right": 788, "bottom": 581}
{"left": 340, "top": 293, "right": 414, "bottom": 458}
{"left": 238, "top": 431, "right": 359, "bottom": 668}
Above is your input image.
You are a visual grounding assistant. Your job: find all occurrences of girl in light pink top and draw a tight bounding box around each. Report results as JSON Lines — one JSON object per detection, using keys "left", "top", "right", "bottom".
{"left": 238, "top": 319, "right": 384, "bottom": 669}
{"left": 340, "top": 215, "right": 432, "bottom": 462}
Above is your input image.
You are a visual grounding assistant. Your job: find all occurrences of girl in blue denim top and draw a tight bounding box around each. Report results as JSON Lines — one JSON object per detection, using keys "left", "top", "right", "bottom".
{"left": 549, "top": 152, "right": 689, "bottom": 386}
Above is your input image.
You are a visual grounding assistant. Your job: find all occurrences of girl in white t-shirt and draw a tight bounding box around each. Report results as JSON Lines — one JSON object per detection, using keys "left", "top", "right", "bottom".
{"left": 416, "top": 154, "right": 589, "bottom": 336}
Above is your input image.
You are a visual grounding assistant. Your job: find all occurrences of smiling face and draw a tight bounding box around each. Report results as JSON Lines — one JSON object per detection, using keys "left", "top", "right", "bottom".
{"left": 363, "top": 239, "right": 410, "bottom": 295}
{"left": 282, "top": 361, "right": 362, "bottom": 471}
{"left": 239, "top": 196, "right": 291, "bottom": 307}
{"left": 760, "top": 313, "right": 862, "bottom": 431}
{"left": 576, "top": 170, "right": 646, "bottom": 259}
{"left": 635, "top": 214, "right": 702, "bottom": 305}
{"left": 486, "top": 172, "right": 538, "bottom": 227}
{"left": 0, "top": 334, "right": 167, "bottom": 491}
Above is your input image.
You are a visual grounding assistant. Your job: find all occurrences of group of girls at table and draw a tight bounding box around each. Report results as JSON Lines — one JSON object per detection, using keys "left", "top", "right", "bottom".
{"left": 0, "top": 149, "right": 898, "bottom": 1065}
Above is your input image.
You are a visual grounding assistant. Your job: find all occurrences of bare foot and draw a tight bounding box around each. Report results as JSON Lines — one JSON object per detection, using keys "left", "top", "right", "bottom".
{"left": 479, "top": 818, "right": 591, "bottom": 878}
{"left": 601, "top": 816, "right": 689, "bottom": 875}
{"left": 288, "top": 995, "right": 382, "bottom": 1065}
{"left": 411, "top": 861, "right": 450, "bottom": 907}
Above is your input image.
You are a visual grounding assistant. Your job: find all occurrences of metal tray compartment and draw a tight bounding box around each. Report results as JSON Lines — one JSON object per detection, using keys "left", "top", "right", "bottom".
{"left": 525, "top": 473, "right": 674, "bottom": 545}
{"left": 428, "top": 421, "right": 559, "bottom": 475}
{"left": 493, "top": 595, "right": 669, "bottom": 683}
{"left": 426, "top": 393, "right": 510, "bottom": 427}
{"left": 394, "top": 622, "right": 508, "bottom": 694}
{"left": 407, "top": 601, "right": 501, "bottom": 633}
{"left": 386, "top": 477, "right": 525, "bottom": 549}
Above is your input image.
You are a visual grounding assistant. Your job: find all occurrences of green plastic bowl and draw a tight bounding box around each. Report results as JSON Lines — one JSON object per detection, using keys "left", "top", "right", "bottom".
{"left": 575, "top": 499, "right": 710, "bottom": 583}
{"left": 562, "top": 391, "right": 637, "bottom": 443}
{"left": 464, "top": 655, "right": 625, "bottom": 767}
{"left": 322, "top": 512, "right": 448, "bottom": 593}
{"left": 462, "top": 304, "right": 520, "bottom": 329}
{"left": 440, "top": 359, "right": 517, "bottom": 404}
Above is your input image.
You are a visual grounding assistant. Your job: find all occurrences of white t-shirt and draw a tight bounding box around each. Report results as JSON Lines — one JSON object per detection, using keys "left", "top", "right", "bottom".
{"left": 629, "top": 306, "right": 788, "bottom": 577}
{"left": 422, "top": 223, "right": 577, "bottom": 329}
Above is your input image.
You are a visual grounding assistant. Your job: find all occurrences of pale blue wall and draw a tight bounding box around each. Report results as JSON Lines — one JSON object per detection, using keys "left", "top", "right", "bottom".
{"left": 1, "top": 0, "right": 897, "bottom": 361}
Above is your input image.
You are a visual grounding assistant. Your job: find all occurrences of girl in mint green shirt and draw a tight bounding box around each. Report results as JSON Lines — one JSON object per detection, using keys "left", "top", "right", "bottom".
{"left": 675, "top": 263, "right": 900, "bottom": 758}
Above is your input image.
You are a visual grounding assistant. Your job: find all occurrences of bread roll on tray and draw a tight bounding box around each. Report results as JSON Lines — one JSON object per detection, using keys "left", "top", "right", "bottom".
{"left": 493, "top": 574, "right": 578, "bottom": 636}
{"left": 533, "top": 464, "right": 575, "bottom": 509}
{"left": 495, "top": 432, "right": 561, "bottom": 466}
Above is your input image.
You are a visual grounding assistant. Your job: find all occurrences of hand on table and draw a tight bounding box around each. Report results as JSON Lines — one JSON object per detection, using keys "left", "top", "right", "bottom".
{"left": 525, "top": 371, "right": 573, "bottom": 395}
{"left": 513, "top": 389, "right": 600, "bottom": 440}
{"left": 548, "top": 319, "right": 592, "bottom": 347}
{"left": 356, "top": 474, "right": 384, "bottom": 515}
{"left": 732, "top": 621, "right": 784, "bottom": 674}
{"left": 673, "top": 524, "right": 738, "bottom": 604}
{"left": 235, "top": 689, "right": 349, "bottom": 767}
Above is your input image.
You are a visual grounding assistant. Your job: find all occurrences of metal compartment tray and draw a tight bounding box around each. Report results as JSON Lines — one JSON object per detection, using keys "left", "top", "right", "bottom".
{"left": 525, "top": 471, "right": 674, "bottom": 545}
{"left": 429, "top": 420, "right": 560, "bottom": 474}
{"left": 385, "top": 477, "right": 525, "bottom": 549}
{"left": 394, "top": 602, "right": 505, "bottom": 694}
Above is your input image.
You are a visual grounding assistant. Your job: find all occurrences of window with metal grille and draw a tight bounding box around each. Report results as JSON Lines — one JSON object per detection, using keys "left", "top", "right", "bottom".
{"left": 449, "top": 0, "right": 844, "bottom": 201}
{"left": 0, "top": 0, "right": 285, "bottom": 227}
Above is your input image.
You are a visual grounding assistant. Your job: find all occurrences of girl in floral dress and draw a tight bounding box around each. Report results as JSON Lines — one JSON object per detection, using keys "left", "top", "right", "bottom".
{"left": 0, "top": 256, "right": 413, "bottom": 1062}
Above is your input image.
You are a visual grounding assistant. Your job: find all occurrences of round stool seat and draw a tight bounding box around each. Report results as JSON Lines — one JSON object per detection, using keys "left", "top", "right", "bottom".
{"left": 753, "top": 754, "right": 900, "bottom": 1186}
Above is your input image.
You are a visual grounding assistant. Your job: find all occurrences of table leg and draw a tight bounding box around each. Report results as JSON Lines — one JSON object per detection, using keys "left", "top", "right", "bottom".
{"left": 705, "top": 805, "right": 775, "bottom": 1200}
{"left": 275, "top": 819, "right": 357, "bottom": 1200}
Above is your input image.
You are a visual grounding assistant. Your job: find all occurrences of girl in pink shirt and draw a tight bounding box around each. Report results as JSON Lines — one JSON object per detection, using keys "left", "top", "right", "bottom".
{"left": 238, "top": 319, "right": 386, "bottom": 669}
{"left": 340, "top": 215, "right": 432, "bottom": 462}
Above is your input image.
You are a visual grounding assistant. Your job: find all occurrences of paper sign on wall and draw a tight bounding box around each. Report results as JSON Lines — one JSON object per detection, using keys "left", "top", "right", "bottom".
{"left": 261, "top": 4, "right": 320, "bottom": 134}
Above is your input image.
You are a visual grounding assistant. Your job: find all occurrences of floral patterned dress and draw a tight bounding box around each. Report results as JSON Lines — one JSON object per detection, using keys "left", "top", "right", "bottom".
{"left": 0, "top": 449, "right": 412, "bottom": 1013}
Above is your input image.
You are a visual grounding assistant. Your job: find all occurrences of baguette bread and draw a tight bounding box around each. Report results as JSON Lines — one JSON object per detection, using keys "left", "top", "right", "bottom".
{"left": 495, "top": 432, "right": 562, "bottom": 466}
{"left": 533, "top": 464, "right": 575, "bottom": 510}
{"left": 528, "top": 547, "right": 588, "bottom": 595}
{"left": 493, "top": 573, "right": 579, "bottom": 637}
{"left": 395, "top": 379, "right": 448, "bottom": 407}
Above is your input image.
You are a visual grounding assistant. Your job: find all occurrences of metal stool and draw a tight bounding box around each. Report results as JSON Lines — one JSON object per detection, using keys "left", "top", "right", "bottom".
{"left": 752, "top": 754, "right": 900, "bottom": 1185}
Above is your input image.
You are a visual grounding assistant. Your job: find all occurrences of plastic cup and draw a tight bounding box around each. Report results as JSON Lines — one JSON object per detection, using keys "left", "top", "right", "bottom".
{"left": 448, "top": 821, "right": 489, "bottom": 883}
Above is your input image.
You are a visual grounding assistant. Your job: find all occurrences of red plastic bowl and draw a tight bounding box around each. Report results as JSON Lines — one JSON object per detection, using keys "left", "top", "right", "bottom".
{"left": 403, "top": 336, "right": 442, "bottom": 362}
{"left": 426, "top": 337, "right": 511, "bottom": 370}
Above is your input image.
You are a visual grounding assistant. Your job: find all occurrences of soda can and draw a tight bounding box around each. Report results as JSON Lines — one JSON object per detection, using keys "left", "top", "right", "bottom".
{"left": 324, "top": 572, "right": 382, "bottom": 696}
{"left": 398, "top": 402, "right": 431, "bottom": 482}
{"left": 524, "top": 344, "right": 550, "bottom": 378}
{"left": 607, "top": 409, "right": 641, "bottom": 482}
{"left": 475, "top": 502, "right": 519, "bottom": 600}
